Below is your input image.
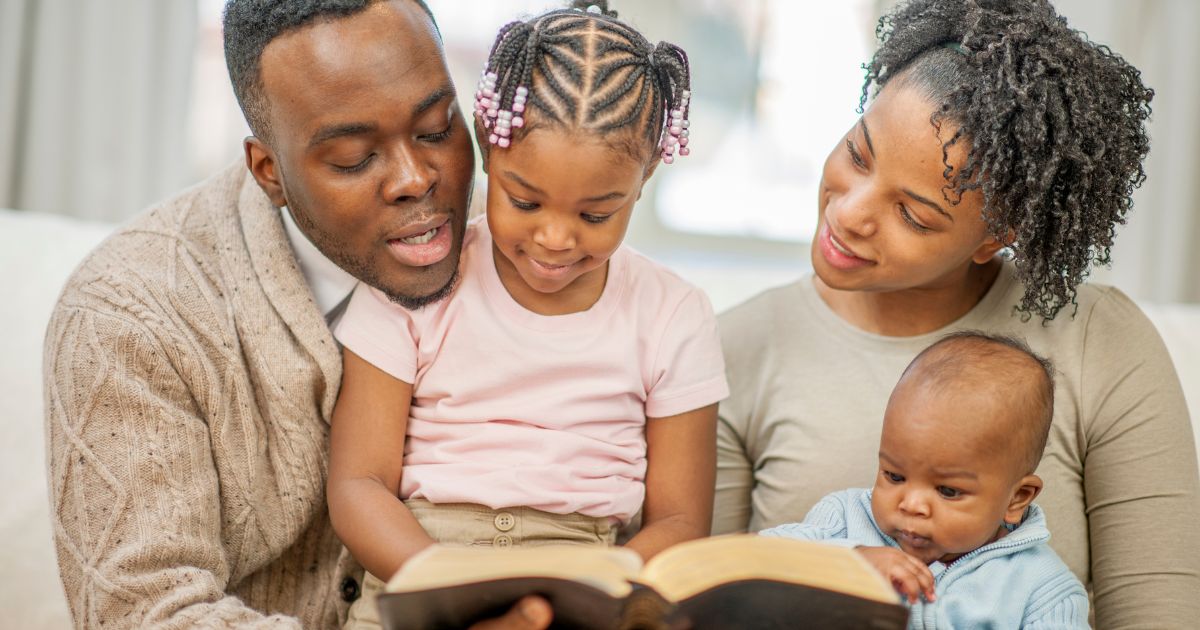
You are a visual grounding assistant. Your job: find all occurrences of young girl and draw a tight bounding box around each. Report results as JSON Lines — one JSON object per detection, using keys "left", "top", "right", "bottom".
{"left": 328, "top": 2, "right": 726, "bottom": 626}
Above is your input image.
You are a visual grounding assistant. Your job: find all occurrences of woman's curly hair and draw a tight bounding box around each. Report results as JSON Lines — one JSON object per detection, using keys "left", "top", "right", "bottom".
{"left": 862, "top": 0, "right": 1153, "bottom": 320}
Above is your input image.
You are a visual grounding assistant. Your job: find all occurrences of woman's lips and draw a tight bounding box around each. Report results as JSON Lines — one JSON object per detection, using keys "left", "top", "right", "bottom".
{"left": 817, "top": 223, "right": 873, "bottom": 270}
{"left": 386, "top": 220, "right": 452, "bottom": 267}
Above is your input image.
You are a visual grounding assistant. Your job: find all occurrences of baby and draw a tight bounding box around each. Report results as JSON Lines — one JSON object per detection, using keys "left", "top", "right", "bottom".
{"left": 763, "top": 331, "right": 1088, "bottom": 628}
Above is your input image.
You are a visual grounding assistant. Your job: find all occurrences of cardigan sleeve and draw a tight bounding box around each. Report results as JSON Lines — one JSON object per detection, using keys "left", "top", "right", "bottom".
{"left": 1078, "top": 289, "right": 1200, "bottom": 628}
{"left": 44, "top": 305, "right": 301, "bottom": 629}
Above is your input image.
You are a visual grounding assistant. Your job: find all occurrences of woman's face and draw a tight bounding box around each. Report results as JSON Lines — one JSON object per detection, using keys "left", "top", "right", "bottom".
{"left": 814, "top": 84, "right": 1002, "bottom": 294}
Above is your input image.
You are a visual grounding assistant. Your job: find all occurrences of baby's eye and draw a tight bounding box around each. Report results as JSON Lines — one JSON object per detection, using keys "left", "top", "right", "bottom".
{"left": 883, "top": 470, "right": 904, "bottom": 484}
{"left": 937, "top": 486, "right": 961, "bottom": 499}
{"left": 581, "top": 213, "right": 611, "bottom": 224}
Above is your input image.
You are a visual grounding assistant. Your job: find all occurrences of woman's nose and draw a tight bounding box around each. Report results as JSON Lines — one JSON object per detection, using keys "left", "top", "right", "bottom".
{"left": 830, "top": 188, "right": 879, "bottom": 239}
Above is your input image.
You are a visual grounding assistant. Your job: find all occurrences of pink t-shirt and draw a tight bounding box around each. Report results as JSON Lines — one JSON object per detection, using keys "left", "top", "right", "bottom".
{"left": 333, "top": 219, "right": 728, "bottom": 523}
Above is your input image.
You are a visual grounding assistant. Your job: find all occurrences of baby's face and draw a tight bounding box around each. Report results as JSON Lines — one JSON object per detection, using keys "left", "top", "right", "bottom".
{"left": 870, "top": 380, "right": 1025, "bottom": 565}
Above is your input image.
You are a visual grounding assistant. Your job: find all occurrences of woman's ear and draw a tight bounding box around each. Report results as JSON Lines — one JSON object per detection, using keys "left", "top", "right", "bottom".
{"left": 473, "top": 116, "right": 492, "bottom": 174}
{"left": 971, "top": 229, "right": 1014, "bottom": 265}
{"left": 1003, "top": 474, "right": 1043, "bottom": 525}
{"left": 244, "top": 137, "right": 288, "bottom": 208}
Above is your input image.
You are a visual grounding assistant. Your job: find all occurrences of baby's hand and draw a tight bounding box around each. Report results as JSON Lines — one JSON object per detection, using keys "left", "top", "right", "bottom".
{"left": 855, "top": 546, "right": 936, "bottom": 604}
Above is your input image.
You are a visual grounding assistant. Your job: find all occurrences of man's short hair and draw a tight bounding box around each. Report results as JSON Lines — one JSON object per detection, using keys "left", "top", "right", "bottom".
{"left": 901, "top": 331, "right": 1056, "bottom": 474}
{"left": 222, "top": 0, "right": 437, "bottom": 143}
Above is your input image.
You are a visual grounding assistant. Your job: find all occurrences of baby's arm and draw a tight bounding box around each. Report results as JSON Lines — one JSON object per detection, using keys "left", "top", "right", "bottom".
{"left": 760, "top": 492, "right": 934, "bottom": 603}
{"left": 327, "top": 347, "right": 434, "bottom": 581}
{"left": 624, "top": 404, "right": 718, "bottom": 561}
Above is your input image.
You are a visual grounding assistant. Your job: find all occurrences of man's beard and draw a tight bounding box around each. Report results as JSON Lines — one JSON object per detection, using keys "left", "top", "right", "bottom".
{"left": 285, "top": 201, "right": 460, "bottom": 310}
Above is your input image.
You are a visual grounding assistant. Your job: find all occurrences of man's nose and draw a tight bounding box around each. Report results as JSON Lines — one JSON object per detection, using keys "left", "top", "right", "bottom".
{"left": 382, "top": 144, "right": 436, "bottom": 203}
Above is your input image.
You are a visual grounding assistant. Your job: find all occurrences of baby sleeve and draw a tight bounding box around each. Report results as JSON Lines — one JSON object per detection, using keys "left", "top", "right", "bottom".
{"left": 332, "top": 283, "right": 421, "bottom": 384}
{"left": 644, "top": 287, "right": 730, "bottom": 419}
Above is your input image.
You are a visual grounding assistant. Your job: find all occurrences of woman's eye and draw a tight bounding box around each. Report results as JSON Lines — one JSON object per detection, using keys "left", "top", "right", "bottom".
{"left": 899, "top": 205, "right": 932, "bottom": 233}
{"left": 884, "top": 471, "right": 904, "bottom": 483}
{"left": 937, "top": 486, "right": 961, "bottom": 499}
{"left": 846, "top": 139, "right": 867, "bottom": 168}
{"left": 581, "top": 213, "right": 611, "bottom": 224}
{"left": 333, "top": 154, "right": 374, "bottom": 174}
{"left": 509, "top": 197, "right": 538, "bottom": 211}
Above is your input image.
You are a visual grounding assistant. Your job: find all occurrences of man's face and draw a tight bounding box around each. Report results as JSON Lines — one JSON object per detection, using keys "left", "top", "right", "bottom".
{"left": 252, "top": 1, "right": 474, "bottom": 307}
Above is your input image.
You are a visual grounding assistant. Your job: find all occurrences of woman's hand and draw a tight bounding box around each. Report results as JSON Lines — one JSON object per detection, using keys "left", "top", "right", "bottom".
{"left": 856, "top": 546, "right": 936, "bottom": 604}
{"left": 467, "top": 596, "right": 553, "bottom": 630}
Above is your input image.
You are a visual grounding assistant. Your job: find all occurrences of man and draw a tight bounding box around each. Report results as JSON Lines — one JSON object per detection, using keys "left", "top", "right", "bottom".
{"left": 44, "top": 1, "right": 549, "bottom": 627}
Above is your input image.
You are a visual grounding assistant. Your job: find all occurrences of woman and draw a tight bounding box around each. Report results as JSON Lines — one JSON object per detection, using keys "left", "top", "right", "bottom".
{"left": 713, "top": 0, "right": 1200, "bottom": 626}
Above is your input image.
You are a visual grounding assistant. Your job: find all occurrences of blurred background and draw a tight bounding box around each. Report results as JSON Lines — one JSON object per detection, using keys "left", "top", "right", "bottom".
{"left": 1, "top": 0, "right": 1197, "bottom": 310}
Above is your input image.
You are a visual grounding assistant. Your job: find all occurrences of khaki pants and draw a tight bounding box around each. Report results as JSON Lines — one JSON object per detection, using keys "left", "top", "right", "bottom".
{"left": 344, "top": 500, "right": 618, "bottom": 630}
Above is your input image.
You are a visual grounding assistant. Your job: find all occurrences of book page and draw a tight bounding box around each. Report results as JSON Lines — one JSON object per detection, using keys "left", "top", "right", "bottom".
{"left": 638, "top": 534, "right": 896, "bottom": 604}
{"left": 386, "top": 544, "right": 644, "bottom": 598}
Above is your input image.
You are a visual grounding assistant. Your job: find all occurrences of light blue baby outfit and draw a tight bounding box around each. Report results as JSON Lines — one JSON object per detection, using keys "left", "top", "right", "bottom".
{"left": 761, "top": 489, "right": 1088, "bottom": 629}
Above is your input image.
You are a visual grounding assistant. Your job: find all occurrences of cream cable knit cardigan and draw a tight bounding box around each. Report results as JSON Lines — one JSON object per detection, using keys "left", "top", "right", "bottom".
{"left": 44, "top": 163, "right": 358, "bottom": 628}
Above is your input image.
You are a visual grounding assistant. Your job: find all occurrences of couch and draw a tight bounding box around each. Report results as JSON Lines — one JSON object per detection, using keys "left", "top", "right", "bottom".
{"left": 3, "top": 207, "right": 1197, "bottom": 628}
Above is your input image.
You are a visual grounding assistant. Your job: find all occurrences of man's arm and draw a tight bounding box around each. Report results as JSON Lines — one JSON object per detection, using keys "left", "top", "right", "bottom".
{"left": 44, "top": 305, "right": 299, "bottom": 629}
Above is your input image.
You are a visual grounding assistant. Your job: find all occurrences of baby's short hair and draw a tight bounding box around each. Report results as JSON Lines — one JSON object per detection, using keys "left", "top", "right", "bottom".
{"left": 900, "top": 331, "right": 1055, "bottom": 474}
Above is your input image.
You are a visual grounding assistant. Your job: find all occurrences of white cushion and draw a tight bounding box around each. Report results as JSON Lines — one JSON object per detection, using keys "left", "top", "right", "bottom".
{"left": 0, "top": 209, "right": 114, "bottom": 629}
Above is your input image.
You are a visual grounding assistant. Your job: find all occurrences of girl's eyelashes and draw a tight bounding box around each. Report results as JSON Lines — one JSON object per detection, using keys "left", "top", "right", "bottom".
{"left": 508, "top": 197, "right": 539, "bottom": 211}
{"left": 332, "top": 154, "right": 374, "bottom": 174}
{"left": 899, "top": 204, "right": 933, "bottom": 234}
{"left": 846, "top": 138, "right": 867, "bottom": 169}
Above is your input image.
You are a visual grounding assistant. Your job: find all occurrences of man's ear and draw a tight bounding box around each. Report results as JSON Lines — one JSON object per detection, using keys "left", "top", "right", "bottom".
{"left": 1003, "top": 474, "right": 1043, "bottom": 525}
{"left": 244, "top": 136, "right": 288, "bottom": 208}
{"left": 473, "top": 116, "right": 492, "bottom": 174}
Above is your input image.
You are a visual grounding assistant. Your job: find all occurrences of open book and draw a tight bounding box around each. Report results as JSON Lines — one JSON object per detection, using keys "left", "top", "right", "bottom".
{"left": 376, "top": 534, "right": 908, "bottom": 630}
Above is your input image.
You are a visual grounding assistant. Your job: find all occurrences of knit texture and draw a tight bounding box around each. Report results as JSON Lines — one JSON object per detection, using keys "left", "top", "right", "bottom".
{"left": 43, "top": 163, "right": 355, "bottom": 628}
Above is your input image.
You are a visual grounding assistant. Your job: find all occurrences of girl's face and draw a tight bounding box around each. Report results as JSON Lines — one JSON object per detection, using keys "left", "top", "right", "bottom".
{"left": 814, "top": 84, "right": 1003, "bottom": 294}
{"left": 485, "top": 127, "right": 650, "bottom": 315}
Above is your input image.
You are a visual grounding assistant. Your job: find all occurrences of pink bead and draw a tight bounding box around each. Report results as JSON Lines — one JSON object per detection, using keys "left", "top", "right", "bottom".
{"left": 513, "top": 103, "right": 525, "bottom": 113}
{"left": 499, "top": 137, "right": 511, "bottom": 148}
{"left": 487, "top": 108, "right": 498, "bottom": 118}
{"left": 513, "top": 117, "right": 524, "bottom": 128}
{"left": 662, "top": 154, "right": 674, "bottom": 164}
{"left": 497, "top": 127, "right": 510, "bottom": 137}
{"left": 489, "top": 133, "right": 499, "bottom": 144}
{"left": 670, "top": 126, "right": 682, "bottom": 135}
{"left": 680, "top": 137, "right": 689, "bottom": 147}
{"left": 679, "top": 147, "right": 691, "bottom": 156}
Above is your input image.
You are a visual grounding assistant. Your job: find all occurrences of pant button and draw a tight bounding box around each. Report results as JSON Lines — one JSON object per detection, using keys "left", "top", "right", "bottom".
{"left": 494, "top": 512, "right": 515, "bottom": 532}
{"left": 494, "top": 534, "right": 513, "bottom": 547}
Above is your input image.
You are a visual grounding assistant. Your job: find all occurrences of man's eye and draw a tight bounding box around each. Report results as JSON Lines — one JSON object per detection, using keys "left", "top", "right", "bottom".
{"left": 937, "top": 486, "right": 961, "bottom": 499}
{"left": 333, "top": 154, "right": 373, "bottom": 174}
{"left": 420, "top": 124, "right": 453, "bottom": 142}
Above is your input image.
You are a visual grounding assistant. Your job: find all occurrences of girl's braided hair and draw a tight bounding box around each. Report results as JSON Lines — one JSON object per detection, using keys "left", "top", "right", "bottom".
{"left": 864, "top": 0, "right": 1153, "bottom": 320}
{"left": 478, "top": 0, "right": 691, "bottom": 163}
